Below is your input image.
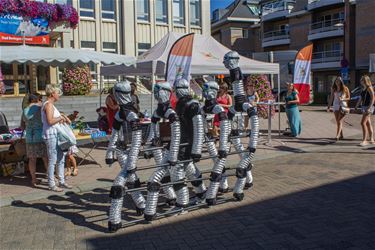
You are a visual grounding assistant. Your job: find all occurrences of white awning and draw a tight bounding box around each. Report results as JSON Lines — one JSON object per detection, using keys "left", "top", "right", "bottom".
{"left": 0, "top": 45, "right": 136, "bottom": 67}
{"left": 101, "top": 32, "right": 279, "bottom": 76}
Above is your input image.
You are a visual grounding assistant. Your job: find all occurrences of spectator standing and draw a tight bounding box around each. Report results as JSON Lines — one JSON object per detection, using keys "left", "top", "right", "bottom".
{"left": 41, "top": 84, "right": 72, "bottom": 192}
{"left": 285, "top": 83, "right": 302, "bottom": 137}
{"left": 23, "top": 93, "right": 48, "bottom": 187}
{"left": 105, "top": 87, "right": 119, "bottom": 134}
{"left": 212, "top": 83, "right": 232, "bottom": 137}
{"left": 327, "top": 77, "right": 350, "bottom": 140}
{"left": 244, "top": 78, "right": 259, "bottom": 129}
{"left": 96, "top": 107, "right": 109, "bottom": 133}
{"left": 130, "top": 82, "right": 140, "bottom": 112}
{"left": 355, "top": 75, "right": 374, "bottom": 146}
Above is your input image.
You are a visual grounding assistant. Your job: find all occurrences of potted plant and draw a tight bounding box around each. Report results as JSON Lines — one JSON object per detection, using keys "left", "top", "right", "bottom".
{"left": 62, "top": 65, "right": 93, "bottom": 96}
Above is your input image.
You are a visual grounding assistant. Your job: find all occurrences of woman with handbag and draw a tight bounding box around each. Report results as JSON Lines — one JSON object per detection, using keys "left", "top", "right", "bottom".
{"left": 327, "top": 76, "right": 350, "bottom": 141}
{"left": 41, "top": 84, "right": 73, "bottom": 192}
{"left": 23, "top": 94, "right": 48, "bottom": 187}
{"left": 355, "top": 75, "right": 374, "bottom": 146}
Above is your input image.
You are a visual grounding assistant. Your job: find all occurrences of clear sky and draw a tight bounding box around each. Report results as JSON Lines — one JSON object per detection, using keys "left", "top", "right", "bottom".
{"left": 210, "top": 0, "right": 234, "bottom": 14}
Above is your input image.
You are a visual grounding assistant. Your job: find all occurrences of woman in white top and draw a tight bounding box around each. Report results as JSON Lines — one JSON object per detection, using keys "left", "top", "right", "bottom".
{"left": 42, "top": 84, "right": 72, "bottom": 192}
{"left": 327, "top": 76, "right": 350, "bottom": 141}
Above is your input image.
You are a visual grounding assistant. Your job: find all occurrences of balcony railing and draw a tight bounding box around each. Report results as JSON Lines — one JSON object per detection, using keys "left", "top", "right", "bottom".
{"left": 262, "top": 0, "right": 295, "bottom": 16}
{"left": 310, "top": 18, "right": 344, "bottom": 34}
{"left": 263, "top": 29, "right": 290, "bottom": 42}
{"left": 312, "top": 50, "right": 342, "bottom": 63}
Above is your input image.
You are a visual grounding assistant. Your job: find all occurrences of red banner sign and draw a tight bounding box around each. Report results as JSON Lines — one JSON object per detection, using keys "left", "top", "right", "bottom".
{"left": 0, "top": 32, "right": 50, "bottom": 45}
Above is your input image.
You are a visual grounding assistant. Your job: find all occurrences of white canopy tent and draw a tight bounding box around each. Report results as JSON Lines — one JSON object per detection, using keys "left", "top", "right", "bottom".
{"left": 0, "top": 45, "right": 136, "bottom": 67}
{"left": 101, "top": 32, "right": 282, "bottom": 136}
{"left": 0, "top": 45, "right": 136, "bottom": 103}
{"left": 101, "top": 32, "right": 279, "bottom": 76}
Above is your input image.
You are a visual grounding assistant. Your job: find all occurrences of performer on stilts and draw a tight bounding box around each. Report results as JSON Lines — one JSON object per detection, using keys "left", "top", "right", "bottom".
{"left": 201, "top": 81, "right": 231, "bottom": 205}
{"left": 223, "top": 51, "right": 259, "bottom": 201}
{"left": 107, "top": 81, "right": 146, "bottom": 232}
{"left": 172, "top": 78, "right": 206, "bottom": 209}
{"left": 144, "top": 82, "right": 180, "bottom": 221}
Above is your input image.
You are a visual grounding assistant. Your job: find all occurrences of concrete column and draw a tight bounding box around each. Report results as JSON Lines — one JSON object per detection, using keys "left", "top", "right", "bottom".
{"left": 73, "top": 0, "right": 79, "bottom": 48}
{"left": 150, "top": 0, "right": 155, "bottom": 45}
{"left": 123, "top": 0, "right": 136, "bottom": 56}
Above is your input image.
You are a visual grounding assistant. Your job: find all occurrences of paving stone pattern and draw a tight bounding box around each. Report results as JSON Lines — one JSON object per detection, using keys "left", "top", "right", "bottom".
{"left": 1, "top": 143, "right": 374, "bottom": 250}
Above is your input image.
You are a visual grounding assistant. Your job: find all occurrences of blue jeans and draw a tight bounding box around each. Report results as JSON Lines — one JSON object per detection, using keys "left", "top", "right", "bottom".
{"left": 45, "top": 136, "right": 66, "bottom": 188}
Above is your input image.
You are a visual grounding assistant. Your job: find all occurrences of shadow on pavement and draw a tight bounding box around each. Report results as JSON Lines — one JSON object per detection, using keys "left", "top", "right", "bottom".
{"left": 86, "top": 173, "right": 375, "bottom": 249}
{"left": 11, "top": 188, "right": 117, "bottom": 233}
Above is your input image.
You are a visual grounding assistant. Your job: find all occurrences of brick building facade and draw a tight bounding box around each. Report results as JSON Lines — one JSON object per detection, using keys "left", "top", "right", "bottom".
{"left": 212, "top": 0, "right": 375, "bottom": 100}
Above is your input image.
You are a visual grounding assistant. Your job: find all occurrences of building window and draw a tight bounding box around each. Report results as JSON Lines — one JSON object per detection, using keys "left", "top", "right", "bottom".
{"left": 81, "top": 41, "right": 96, "bottom": 50}
{"left": 156, "top": 0, "right": 168, "bottom": 24}
{"left": 243, "top": 29, "right": 249, "bottom": 39}
{"left": 190, "top": 0, "right": 201, "bottom": 26}
{"left": 103, "top": 42, "right": 117, "bottom": 53}
{"left": 80, "top": 0, "right": 95, "bottom": 18}
{"left": 137, "top": 0, "right": 150, "bottom": 22}
{"left": 173, "top": 0, "right": 185, "bottom": 25}
{"left": 55, "top": 0, "right": 72, "bottom": 5}
{"left": 138, "top": 43, "right": 151, "bottom": 56}
{"left": 102, "top": 0, "right": 115, "bottom": 20}
{"left": 70, "top": 40, "right": 74, "bottom": 48}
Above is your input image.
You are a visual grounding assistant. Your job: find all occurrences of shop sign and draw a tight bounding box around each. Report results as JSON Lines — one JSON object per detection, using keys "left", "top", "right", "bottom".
{"left": 0, "top": 15, "right": 50, "bottom": 45}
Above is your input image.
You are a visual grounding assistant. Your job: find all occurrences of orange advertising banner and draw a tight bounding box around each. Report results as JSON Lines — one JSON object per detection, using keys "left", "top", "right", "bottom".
{"left": 0, "top": 32, "right": 50, "bottom": 45}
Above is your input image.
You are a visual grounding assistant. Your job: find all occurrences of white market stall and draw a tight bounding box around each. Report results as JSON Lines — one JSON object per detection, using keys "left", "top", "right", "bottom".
{"left": 0, "top": 45, "right": 136, "bottom": 103}
{"left": 0, "top": 45, "right": 136, "bottom": 67}
{"left": 101, "top": 32, "right": 279, "bottom": 76}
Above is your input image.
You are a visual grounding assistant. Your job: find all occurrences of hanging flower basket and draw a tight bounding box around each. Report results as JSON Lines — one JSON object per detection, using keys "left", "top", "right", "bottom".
{"left": 0, "top": 0, "right": 78, "bottom": 29}
{"left": 248, "top": 74, "right": 275, "bottom": 119}
{"left": 62, "top": 65, "right": 93, "bottom": 96}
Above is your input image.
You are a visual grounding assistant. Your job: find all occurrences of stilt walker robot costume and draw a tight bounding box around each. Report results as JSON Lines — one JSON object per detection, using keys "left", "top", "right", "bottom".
{"left": 201, "top": 81, "right": 231, "bottom": 205}
{"left": 107, "top": 81, "right": 146, "bottom": 232}
{"left": 144, "top": 82, "right": 180, "bottom": 221}
{"left": 173, "top": 78, "right": 206, "bottom": 208}
{"left": 223, "top": 51, "right": 260, "bottom": 201}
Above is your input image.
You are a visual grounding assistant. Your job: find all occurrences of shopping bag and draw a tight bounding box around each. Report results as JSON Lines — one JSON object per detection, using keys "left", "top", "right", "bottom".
{"left": 56, "top": 123, "right": 77, "bottom": 152}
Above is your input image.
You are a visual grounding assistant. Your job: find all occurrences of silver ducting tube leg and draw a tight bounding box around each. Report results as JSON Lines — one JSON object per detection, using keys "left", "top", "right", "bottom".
{"left": 245, "top": 170, "right": 253, "bottom": 188}
{"left": 106, "top": 129, "right": 119, "bottom": 165}
{"left": 233, "top": 153, "right": 254, "bottom": 201}
{"left": 191, "top": 115, "right": 204, "bottom": 156}
{"left": 144, "top": 166, "right": 168, "bottom": 221}
{"left": 108, "top": 167, "right": 127, "bottom": 232}
{"left": 219, "top": 173, "right": 229, "bottom": 192}
{"left": 127, "top": 172, "right": 146, "bottom": 215}
{"left": 206, "top": 140, "right": 218, "bottom": 164}
{"left": 153, "top": 149, "right": 176, "bottom": 203}
{"left": 170, "top": 164, "right": 189, "bottom": 207}
{"left": 249, "top": 114, "right": 260, "bottom": 150}
{"left": 206, "top": 158, "right": 226, "bottom": 205}
{"left": 185, "top": 163, "right": 206, "bottom": 200}
{"left": 168, "top": 121, "right": 181, "bottom": 164}
{"left": 218, "top": 119, "right": 230, "bottom": 153}
{"left": 231, "top": 137, "right": 247, "bottom": 159}
{"left": 116, "top": 150, "right": 128, "bottom": 169}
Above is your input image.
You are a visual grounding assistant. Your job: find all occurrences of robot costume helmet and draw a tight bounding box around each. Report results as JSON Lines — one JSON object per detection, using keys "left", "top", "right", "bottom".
{"left": 174, "top": 78, "right": 190, "bottom": 99}
{"left": 154, "top": 82, "right": 172, "bottom": 104}
{"left": 202, "top": 81, "right": 219, "bottom": 100}
{"left": 114, "top": 80, "right": 132, "bottom": 105}
{"left": 223, "top": 51, "right": 240, "bottom": 70}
